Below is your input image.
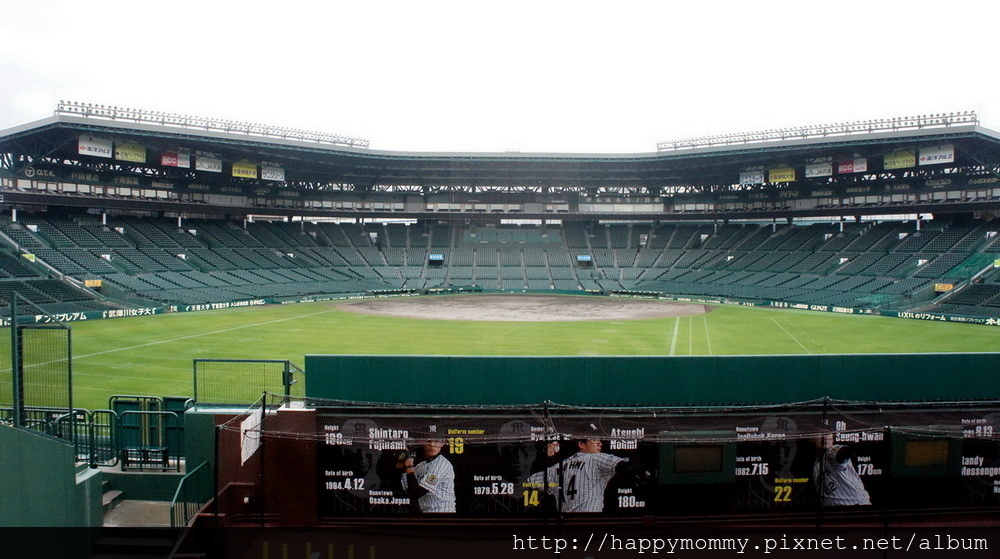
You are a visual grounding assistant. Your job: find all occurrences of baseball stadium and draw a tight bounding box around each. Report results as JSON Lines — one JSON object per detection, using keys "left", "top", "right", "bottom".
{"left": 2, "top": 103, "right": 1000, "bottom": 557}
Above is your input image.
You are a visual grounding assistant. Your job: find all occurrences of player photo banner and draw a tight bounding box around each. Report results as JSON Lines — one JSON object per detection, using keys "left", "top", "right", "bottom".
{"left": 919, "top": 144, "right": 955, "bottom": 166}
{"left": 315, "top": 412, "right": 656, "bottom": 517}
{"left": 78, "top": 135, "right": 113, "bottom": 158}
{"left": 316, "top": 413, "right": 553, "bottom": 516}
{"left": 732, "top": 413, "right": 888, "bottom": 512}
{"left": 302, "top": 402, "right": 986, "bottom": 519}
{"left": 114, "top": 142, "right": 146, "bottom": 163}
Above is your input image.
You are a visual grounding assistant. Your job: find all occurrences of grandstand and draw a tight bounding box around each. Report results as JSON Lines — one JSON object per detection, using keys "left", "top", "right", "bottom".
{"left": 2, "top": 105, "right": 1000, "bottom": 322}
{"left": 0, "top": 210, "right": 997, "bottom": 320}
{"left": 4, "top": 105, "right": 1000, "bottom": 557}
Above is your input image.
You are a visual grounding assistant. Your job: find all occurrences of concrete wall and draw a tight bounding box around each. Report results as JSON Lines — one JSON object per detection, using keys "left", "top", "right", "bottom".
{"left": 0, "top": 425, "right": 102, "bottom": 527}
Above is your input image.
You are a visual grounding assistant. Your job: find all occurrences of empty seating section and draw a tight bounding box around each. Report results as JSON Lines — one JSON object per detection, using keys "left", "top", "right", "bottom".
{"left": 563, "top": 224, "right": 589, "bottom": 250}
{"left": 22, "top": 216, "right": 78, "bottom": 248}
{"left": 243, "top": 223, "right": 290, "bottom": 248}
{"left": 607, "top": 225, "right": 629, "bottom": 248}
{"left": 317, "top": 223, "right": 354, "bottom": 247}
{"left": 4, "top": 225, "right": 48, "bottom": 249}
{"left": 0, "top": 251, "right": 41, "bottom": 278}
{"left": 0, "top": 213, "right": 998, "bottom": 315}
{"left": 192, "top": 221, "right": 260, "bottom": 248}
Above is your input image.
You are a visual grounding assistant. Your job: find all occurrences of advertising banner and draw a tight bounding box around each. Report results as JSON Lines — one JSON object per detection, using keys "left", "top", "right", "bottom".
{"left": 78, "top": 135, "right": 113, "bottom": 159}
{"left": 262, "top": 166, "right": 285, "bottom": 182}
{"left": 919, "top": 144, "right": 955, "bottom": 166}
{"left": 739, "top": 171, "right": 765, "bottom": 185}
{"left": 884, "top": 150, "right": 916, "bottom": 170}
{"left": 161, "top": 149, "right": 191, "bottom": 168}
{"left": 232, "top": 161, "right": 258, "bottom": 179}
{"left": 114, "top": 142, "right": 146, "bottom": 163}
{"left": 195, "top": 153, "right": 223, "bottom": 173}
{"left": 836, "top": 158, "right": 868, "bottom": 174}
{"left": 805, "top": 162, "right": 833, "bottom": 178}
{"left": 768, "top": 167, "right": 796, "bottom": 183}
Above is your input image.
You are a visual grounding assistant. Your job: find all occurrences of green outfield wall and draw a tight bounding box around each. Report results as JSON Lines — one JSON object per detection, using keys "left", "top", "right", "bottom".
{"left": 304, "top": 353, "right": 1000, "bottom": 406}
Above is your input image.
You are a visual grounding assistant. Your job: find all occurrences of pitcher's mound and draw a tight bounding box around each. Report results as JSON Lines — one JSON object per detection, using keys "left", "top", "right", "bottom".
{"left": 335, "top": 294, "right": 709, "bottom": 322}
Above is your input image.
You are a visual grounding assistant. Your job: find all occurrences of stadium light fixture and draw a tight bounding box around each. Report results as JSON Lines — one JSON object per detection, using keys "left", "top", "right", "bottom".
{"left": 55, "top": 100, "right": 370, "bottom": 149}
{"left": 657, "top": 111, "right": 979, "bottom": 152}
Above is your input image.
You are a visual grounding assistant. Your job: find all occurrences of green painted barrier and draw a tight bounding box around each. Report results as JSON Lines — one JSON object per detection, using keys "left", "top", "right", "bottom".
{"left": 305, "top": 353, "right": 1000, "bottom": 407}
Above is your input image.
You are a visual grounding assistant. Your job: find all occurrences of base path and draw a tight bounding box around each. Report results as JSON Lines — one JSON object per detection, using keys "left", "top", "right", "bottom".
{"left": 334, "top": 294, "right": 710, "bottom": 322}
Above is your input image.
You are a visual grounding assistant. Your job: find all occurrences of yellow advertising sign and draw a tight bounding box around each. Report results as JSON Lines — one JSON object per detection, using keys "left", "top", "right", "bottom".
{"left": 768, "top": 167, "right": 796, "bottom": 183}
{"left": 934, "top": 283, "right": 955, "bottom": 292}
{"left": 114, "top": 142, "right": 146, "bottom": 163}
{"left": 85, "top": 279, "right": 103, "bottom": 288}
{"left": 232, "top": 161, "right": 258, "bottom": 179}
{"left": 22, "top": 253, "right": 35, "bottom": 262}
{"left": 884, "top": 150, "right": 915, "bottom": 170}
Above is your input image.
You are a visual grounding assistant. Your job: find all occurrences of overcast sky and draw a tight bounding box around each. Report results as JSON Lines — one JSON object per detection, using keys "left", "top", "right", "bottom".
{"left": 1, "top": 0, "right": 995, "bottom": 154}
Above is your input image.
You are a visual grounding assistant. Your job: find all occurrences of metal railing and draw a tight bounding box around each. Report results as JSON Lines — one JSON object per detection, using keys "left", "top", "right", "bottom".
{"left": 56, "top": 101, "right": 370, "bottom": 148}
{"left": 171, "top": 461, "right": 211, "bottom": 531}
{"left": 1, "top": 403, "right": 188, "bottom": 469}
{"left": 657, "top": 111, "right": 979, "bottom": 151}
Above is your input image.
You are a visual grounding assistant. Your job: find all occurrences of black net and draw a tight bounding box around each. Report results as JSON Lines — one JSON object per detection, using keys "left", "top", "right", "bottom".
{"left": 209, "top": 394, "right": 1000, "bottom": 524}
{"left": 0, "top": 294, "right": 71, "bottom": 435}
{"left": 215, "top": 397, "right": 269, "bottom": 525}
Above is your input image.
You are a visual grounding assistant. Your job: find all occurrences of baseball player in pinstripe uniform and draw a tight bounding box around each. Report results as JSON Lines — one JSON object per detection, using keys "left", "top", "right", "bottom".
{"left": 813, "top": 435, "right": 871, "bottom": 506}
{"left": 526, "top": 439, "right": 627, "bottom": 513}
{"left": 400, "top": 439, "right": 457, "bottom": 513}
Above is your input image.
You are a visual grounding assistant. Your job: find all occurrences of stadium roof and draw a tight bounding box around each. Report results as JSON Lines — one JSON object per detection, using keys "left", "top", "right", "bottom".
{"left": 3, "top": 104, "right": 1000, "bottom": 221}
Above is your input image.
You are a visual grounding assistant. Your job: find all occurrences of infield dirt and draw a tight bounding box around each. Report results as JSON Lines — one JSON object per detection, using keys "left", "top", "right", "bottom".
{"left": 333, "top": 294, "right": 710, "bottom": 322}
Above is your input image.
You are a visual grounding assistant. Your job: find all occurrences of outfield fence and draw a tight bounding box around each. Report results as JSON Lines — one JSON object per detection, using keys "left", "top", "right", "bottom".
{"left": 7, "top": 289, "right": 1000, "bottom": 328}
{"left": 193, "top": 358, "right": 304, "bottom": 405}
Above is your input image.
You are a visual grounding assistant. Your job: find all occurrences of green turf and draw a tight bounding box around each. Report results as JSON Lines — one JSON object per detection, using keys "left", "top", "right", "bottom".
{"left": 66, "top": 297, "right": 1000, "bottom": 410}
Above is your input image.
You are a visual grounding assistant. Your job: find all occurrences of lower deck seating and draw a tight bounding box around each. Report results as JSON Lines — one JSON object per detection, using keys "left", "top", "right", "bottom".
{"left": 1, "top": 215, "right": 998, "bottom": 317}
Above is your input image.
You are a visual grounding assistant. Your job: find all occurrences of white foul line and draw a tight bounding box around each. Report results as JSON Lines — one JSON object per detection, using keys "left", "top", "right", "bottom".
{"left": 770, "top": 318, "right": 812, "bottom": 354}
{"left": 703, "top": 315, "right": 713, "bottom": 356}
{"left": 669, "top": 316, "right": 680, "bottom": 355}
{"left": 73, "top": 309, "right": 340, "bottom": 361}
{"left": 688, "top": 316, "right": 693, "bottom": 355}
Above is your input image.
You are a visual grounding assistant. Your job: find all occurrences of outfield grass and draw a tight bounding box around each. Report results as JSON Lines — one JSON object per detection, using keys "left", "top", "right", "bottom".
{"left": 67, "top": 298, "right": 1000, "bottom": 410}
